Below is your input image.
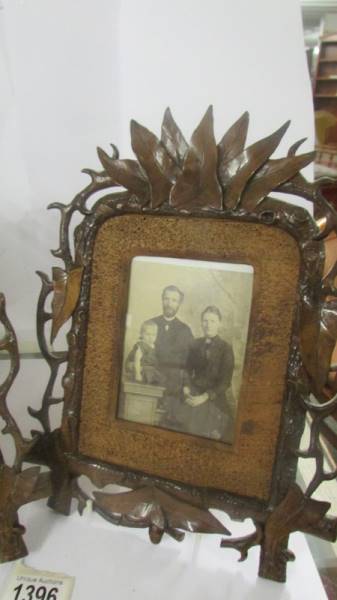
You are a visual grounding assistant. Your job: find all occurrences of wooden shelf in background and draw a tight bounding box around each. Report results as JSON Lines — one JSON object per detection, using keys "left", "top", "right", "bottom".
{"left": 314, "top": 35, "right": 337, "bottom": 144}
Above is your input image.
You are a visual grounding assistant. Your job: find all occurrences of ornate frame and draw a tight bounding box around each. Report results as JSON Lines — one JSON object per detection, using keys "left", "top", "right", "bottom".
{"left": 1, "top": 107, "right": 337, "bottom": 582}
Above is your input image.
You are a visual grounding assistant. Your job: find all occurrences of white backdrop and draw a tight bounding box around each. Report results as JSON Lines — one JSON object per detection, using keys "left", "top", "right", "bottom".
{"left": 0, "top": 0, "right": 314, "bottom": 350}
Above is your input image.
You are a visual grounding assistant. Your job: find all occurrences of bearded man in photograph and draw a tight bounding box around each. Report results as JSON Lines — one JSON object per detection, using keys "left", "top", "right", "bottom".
{"left": 152, "top": 285, "right": 194, "bottom": 427}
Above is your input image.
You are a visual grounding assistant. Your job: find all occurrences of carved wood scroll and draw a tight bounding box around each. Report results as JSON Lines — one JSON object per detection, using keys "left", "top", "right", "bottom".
{"left": 2, "top": 107, "right": 337, "bottom": 583}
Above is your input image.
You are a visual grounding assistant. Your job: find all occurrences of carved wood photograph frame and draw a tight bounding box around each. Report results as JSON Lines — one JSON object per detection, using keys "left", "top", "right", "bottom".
{"left": 1, "top": 106, "right": 337, "bottom": 584}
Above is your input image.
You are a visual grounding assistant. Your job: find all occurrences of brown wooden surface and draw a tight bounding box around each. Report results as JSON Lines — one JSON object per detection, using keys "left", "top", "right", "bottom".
{"left": 79, "top": 215, "right": 300, "bottom": 501}
{"left": 314, "top": 36, "right": 337, "bottom": 133}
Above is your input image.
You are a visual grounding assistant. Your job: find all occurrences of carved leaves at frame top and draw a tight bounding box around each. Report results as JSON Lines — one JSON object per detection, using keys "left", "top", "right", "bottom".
{"left": 169, "top": 106, "right": 222, "bottom": 209}
{"left": 96, "top": 106, "right": 315, "bottom": 212}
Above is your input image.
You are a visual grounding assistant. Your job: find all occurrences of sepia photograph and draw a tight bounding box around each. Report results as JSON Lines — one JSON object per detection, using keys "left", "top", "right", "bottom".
{"left": 117, "top": 256, "right": 254, "bottom": 444}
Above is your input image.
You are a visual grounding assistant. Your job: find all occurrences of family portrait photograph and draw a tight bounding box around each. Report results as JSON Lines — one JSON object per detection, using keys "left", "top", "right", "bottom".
{"left": 117, "top": 256, "right": 254, "bottom": 444}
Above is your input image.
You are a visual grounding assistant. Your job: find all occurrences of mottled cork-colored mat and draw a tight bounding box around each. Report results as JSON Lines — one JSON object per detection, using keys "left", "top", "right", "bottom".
{"left": 79, "top": 214, "right": 300, "bottom": 501}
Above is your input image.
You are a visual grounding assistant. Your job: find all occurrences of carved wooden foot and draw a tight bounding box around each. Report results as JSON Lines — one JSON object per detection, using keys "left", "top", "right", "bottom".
{"left": 0, "top": 519, "right": 27, "bottom": 564}
{"left": 258, "top": 536, "right": 294, "bottom": 582}
{"left": 48, "top": 469, "right": 74, "bottom": 515}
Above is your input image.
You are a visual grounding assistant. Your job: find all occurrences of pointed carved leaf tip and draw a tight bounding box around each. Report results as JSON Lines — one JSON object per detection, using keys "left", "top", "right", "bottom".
{"left": 264, "top": 484, "right": 336, "bottom": 546}
{"left": 97, "top": 147, "right": 150, "bottom": 202}
{"left": 153, "top": 488, "right": 230, "bottom": 535}
{"left": 81, "top": 144, "right": 119, "bottom": 187}
{"left": 130, "top": 120, "right": 176, "bottom": 208}
{"left": 288, "top": 138, "right": 307, "bottom": 156}
{"left": 221, "top": 120, "right": 290, "bottom": 209}
{"left": 51, "top": 266, "right": 83, "bottom": 343}
{"left": 240, "top": 151, "right": 315, "bottom": 210}
{"left": 170, "top": 106, "right": 222, "bottom": 210}
{"left": 161, "top": 107, "right": 189, "bottom": 165}
{"left": 273, "top": 138, "right": 316, "bottom": 201}
{"left": 218, "top": 111, "right": 250, "bottom": 185}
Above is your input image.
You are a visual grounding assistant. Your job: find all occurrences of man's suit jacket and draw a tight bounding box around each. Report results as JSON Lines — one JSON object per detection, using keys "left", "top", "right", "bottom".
{"left": 152, "top": 315, "right": 194, "bottom": 393}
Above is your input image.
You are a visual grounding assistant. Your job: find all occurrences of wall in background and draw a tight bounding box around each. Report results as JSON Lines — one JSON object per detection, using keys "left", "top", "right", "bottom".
{"left": 0, "top": 0, "right": 314, "bottom": 350}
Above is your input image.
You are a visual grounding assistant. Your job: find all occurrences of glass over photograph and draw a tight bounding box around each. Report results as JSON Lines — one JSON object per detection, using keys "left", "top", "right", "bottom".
{"left": 117, "top": 256, "right": 254, "bottom": 444}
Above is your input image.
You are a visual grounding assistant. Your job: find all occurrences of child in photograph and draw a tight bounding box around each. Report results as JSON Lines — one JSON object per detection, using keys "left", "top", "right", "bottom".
{"left": 125, "top": 319, "right": 165, "bottom": 385}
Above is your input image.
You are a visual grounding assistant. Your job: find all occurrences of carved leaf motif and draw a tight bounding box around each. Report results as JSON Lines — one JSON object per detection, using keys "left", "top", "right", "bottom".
{"left": 170, "top": 106, "right": 222, "bottom": 210}
{"left": 265, "top": 484, "right": 337, "bottom": 547}
{"left": 161, "top": 107, "right": 189, "bottom": 165}
{"left": 240, "top": 152, "right": 315, "bottom": 210}
{"left": 97, "top": 148, "right": 150, "bottom": 202}
{"left": 221, "top": 121, "right": 290, "bottom": 209}
{"left": 82, "top": 144, "right": 119, "bottom": 189}
{"left": 0, "top": 466, "right": 40, "bottom": 512}
{"left": 130, "top": 120, "right": 177, "bottom": 208}
{"left": 288, "top": 138, "right": 308, "bottom": 156}
{"left": 93, "top": 486, "right": 230, "bottom": 537}
{"left": 218, "top": 111, "right": 249, "bottom": 185}
{"left": 51, "top": 266, "right": 83, "bottom": 343}
{"left": 276, "top": 139, "right": 317, "bottom": 200}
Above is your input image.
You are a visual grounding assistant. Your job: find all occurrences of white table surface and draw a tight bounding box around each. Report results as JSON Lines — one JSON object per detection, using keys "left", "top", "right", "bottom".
{"left": 0, "top": 498, "right": 327, "bottom": 600}
{"left": 0, "top": 360, "right": 329, "bottom": 598}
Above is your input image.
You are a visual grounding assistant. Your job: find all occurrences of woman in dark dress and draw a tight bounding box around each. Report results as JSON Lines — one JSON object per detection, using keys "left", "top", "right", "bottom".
{"left": 182, "top": 306, "right": 234, "bottom": 441}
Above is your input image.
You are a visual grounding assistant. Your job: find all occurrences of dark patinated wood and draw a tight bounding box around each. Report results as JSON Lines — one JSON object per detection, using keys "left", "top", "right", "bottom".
{"left": 260, "top": 484, "right": 337, "bottom": 581}
{"left": 0, "top": 294, "right": 41, "bottom": 562}
{"left": 220, "top": 524, "right": 263, "bottom": 561}
{"left": 1, "top": 107, "right": 337, "bottom": 582}
{"left": 0, "top": 465, "right": 40, "bottom": 563}
{"left": 50, "top": 266, "right": 83, "bottom": 343}
{"left": 93, "top": 486, "right": 230, "bottom": 543}
{"left": 0, "top": 294, "right": 35, "bottom": 468}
